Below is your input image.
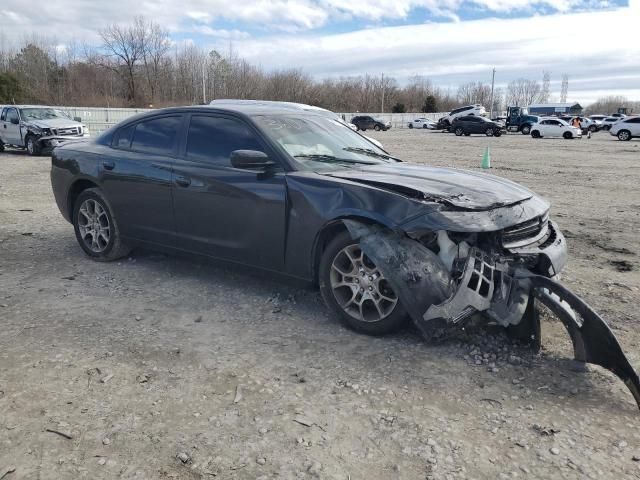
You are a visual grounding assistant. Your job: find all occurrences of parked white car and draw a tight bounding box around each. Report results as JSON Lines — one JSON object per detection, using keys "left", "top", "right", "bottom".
{"left": 441, "top": 104, "right": 486, "bottom": 125}
{"left": 600, "top": 117, "right": 622, "bottom": 131}
{"left": 407, "top": 118, "right": 436, "bottom": 129}
{"left": 609, "top": 116, "right": 640, "bottom": 141}
{"left": 0, "top": 105, "right": 89, "bottom": 155}
{"left": 530, "top": 118, "right": 582, "bottom": 139}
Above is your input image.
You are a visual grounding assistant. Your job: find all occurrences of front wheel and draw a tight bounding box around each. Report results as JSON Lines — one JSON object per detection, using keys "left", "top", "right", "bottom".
{"left": 618, "top": 130, "right": 631, "bottom": 141}
{"left": 485, "top": 127, "right": 494, "bottom": 137}
{"left": 73, "top": 188, "right": 131, "bottom": 262}
{"left": 563, "top": 131, "right": 573, "bottom": 139}
{"left": 374, "top": 125, "right": 381, "bottom": 131}
{"left": 521, "top": 125, "right": 531, "bottom": 135}
{"left": 454, "top": 127, "right": 464, "bottom": 136}
{"left": 319, "top": 232, "right": 408, "bottom": 336}
{"left": 494, "top": 130, "right": 502, "bottom": 137}
{"left": 589, "top": 125, "right": 597, "bottom": 132}
{"left": 408, "top": 124, "right": 413, "bottom": 129}
{"left": 531, "top": 130, "right": 541, "bottom": 138}
{"left": 25, "top": 135, "right": 41, "bottom": 156}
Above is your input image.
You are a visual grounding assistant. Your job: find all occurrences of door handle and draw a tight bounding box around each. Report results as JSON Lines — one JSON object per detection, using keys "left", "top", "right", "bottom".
{"left": 102, "top": 160, "right": 115, "bottom": 170}
{"left": 175, "top": 176, "right": 191, "bottom": 187}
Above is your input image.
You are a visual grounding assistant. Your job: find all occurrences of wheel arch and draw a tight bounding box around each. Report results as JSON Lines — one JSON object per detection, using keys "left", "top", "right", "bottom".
{"left": 67, "top": 178, "right": 100, "bottom": 219}
{"left": 311, "top": 215, "right": 392, "bottom": 285}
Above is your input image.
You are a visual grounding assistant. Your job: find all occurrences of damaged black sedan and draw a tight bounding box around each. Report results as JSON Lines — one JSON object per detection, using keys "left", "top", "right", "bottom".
{"left": 50, "top": 104, "right": 640, "bottom": 408}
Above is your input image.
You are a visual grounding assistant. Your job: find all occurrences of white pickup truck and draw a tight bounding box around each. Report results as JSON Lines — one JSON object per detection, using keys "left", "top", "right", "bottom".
{"left": 0, "top": 105, "right": 89, "bottom": 155}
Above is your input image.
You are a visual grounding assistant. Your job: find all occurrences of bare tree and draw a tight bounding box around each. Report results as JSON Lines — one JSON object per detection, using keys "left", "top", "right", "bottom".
{"left": 506, "top": 78, "right": 543, "bottom": 106}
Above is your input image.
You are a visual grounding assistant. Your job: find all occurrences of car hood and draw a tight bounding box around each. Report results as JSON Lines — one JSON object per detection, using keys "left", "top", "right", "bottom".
{"left": 24, "top": 118, "right": 81, "bottom": 129}
{"left": 322, "top": 163, "right": 534, "bottom": 211}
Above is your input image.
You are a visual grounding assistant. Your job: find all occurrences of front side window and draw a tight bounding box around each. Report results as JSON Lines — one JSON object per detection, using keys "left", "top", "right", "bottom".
{"left": 6, "top": 108, "right": 19, "bottom": 124}
{"left": 131, "top": 116, "right": 182, "bottom": 156}
{"left": 112, "top": 123, "right": 136, "bottom": 149}
{"left": 186, "top": 115, "right": 263, "bottom": 166}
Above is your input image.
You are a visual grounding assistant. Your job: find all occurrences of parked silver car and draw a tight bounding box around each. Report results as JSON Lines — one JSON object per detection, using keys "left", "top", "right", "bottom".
{"left": 0, "top": 105, "right": 89, "bottom": 155}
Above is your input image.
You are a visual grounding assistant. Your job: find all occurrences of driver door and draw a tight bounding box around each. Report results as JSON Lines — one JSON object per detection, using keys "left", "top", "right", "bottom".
{"left": 2, "top": 108, "right": 23, "bottom": 145}
{"left": 171, "top": 113, "right": 287, "bottom": 271}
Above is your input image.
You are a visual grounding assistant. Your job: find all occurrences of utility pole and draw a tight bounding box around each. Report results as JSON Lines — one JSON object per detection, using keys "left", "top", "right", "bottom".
{"left": 202, "top": 61, "right": 207, "bottom": 104}
{"left": 489, "top": 67, "right": 496, "bottom": 119}
{"left": 381, "top": 73, "right": 385, "bottom": 113}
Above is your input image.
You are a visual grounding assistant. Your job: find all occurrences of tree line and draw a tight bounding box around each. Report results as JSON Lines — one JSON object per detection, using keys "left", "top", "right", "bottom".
{"left": 0, "top": 17, "right": 635, "bottom": 115}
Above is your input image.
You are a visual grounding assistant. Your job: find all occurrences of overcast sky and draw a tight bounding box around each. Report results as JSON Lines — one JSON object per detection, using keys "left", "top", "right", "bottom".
{"left": 2, "top": 0, "right": 639, "bottom": 103}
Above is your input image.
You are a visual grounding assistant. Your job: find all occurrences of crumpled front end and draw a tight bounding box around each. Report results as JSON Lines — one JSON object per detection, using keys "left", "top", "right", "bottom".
{"left": 343, "top": 217, "right": 640, "bottom": 409}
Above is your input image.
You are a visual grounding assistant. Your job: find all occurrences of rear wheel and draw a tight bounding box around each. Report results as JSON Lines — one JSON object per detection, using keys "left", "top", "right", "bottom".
{"left": 319, "top": 232, "right": 408, "bottom": 335}
{"left": 589, "top": 125, "right": 597, "bottom": 132}
{"left": 531, "top": 130, "right": 541, "bottom": 138}
{"left": 618, "top": 130, "right": 631, "bottom": 141}
{"left": 73, "top": 188, "right": 130, "bottom": 262}
{"left": 563, "top": 131, "right": 573, "bottom": 139}
{"left": 454, "top": 127, "right": 464, "bottom": 136}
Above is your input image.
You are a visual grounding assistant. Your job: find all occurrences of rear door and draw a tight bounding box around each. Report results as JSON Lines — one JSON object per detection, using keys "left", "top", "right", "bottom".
{"left": 99, "top": 114, "right": 181, "bottom": 245}
{"left": 171, "top": 113, "right": 287, "bottom": 270}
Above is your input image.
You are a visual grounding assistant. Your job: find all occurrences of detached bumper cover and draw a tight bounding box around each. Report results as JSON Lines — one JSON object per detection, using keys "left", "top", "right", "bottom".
{"left": 345, "top": 220, "right": 640, "bottom": 409}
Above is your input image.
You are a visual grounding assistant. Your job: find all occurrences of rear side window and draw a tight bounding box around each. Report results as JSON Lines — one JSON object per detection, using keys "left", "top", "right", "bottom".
{"left": 186, "top": 115, "right": 262, "bottom": 166}
{"left": 131, "top": 116, "right": 182, "bottom": 156}
{"left": 625, "top": 117, "right": 640, "bottom": 123}
{"left": 112, "top": 123, "right": 135, "bottom": 149}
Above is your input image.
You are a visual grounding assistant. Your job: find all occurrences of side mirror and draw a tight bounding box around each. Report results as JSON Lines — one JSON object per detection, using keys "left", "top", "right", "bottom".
{"left": 73, "top": 116, "right": 82, "bottom": 122}
{"left": 230, "top": 150, "right": 275, "bottom": 170}
{"left": 10, "top": 117, "right": 19, "bottom": 125}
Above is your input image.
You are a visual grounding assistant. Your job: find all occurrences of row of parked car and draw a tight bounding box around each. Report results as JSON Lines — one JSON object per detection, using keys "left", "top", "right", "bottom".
{"left": 405, "top": 106, "right": 639, "bottom": 141}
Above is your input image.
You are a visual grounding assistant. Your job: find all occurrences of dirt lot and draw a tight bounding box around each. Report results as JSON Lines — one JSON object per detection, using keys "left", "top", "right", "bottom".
{"left": 1, "top": 130, "right": 639, "bottom": 480}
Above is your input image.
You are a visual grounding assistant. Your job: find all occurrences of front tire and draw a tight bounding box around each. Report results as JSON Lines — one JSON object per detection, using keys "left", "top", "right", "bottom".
{"left": 521, "top": 124, "right": 531, "bottom": 135}
{"left": 563, "top": 131, "right": 573, "bottom": 139}
{"left": 374, "top": 125, "right": 381, "bottom": 131}
{"left": 485, "top": 127, "right": 494, "bottom": 136}
{"left": 25, "top": 135, "right": 41, "bottom": 156}
{"left": 531, "top": 130, "right": 541, "bottom": 138}
{"left": 617, "top": 130, "right": 631, "bottom": 141}
{"left": 454, "top": 127, "right": 464, "bottom": 136}
{"left": 408, "top": 124, "right": 413, "bottom": 129}
{"left": 73, "top": 188, "right": 130, "bottom": 262}
{"left": 319, "top": 231, "right": 408, "bottom": 336}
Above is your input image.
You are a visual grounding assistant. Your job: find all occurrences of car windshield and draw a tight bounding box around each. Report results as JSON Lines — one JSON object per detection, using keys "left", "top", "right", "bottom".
{"left": 254, "top": 115, "right": 397, "bottom": 171}
{"left": 19, "top": 108, "right": 70, "bottom": 121}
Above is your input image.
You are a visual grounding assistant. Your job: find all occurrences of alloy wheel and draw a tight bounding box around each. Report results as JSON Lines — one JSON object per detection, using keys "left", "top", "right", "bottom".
{"left": 329, "top": 244, "right": 398, "bottom": 323}
{"left": 77, "top": 199, "right": 111, "bottom": 253}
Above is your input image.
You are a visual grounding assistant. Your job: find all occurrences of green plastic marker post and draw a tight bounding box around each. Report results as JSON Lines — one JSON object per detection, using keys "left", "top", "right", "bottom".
{"left": 482, "top": 145, "right": 491, "bottom": 169}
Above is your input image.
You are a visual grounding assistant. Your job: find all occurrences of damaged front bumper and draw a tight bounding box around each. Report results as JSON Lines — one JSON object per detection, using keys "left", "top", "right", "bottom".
{"left": 345, "top": 220, "right": 640, "bottom": 409}
{"left": 37, "top": 134, "right": 89, "bottom": 151}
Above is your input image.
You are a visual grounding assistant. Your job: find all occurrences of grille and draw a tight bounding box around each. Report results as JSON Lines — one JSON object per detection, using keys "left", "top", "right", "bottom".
{"left": 53, "top": 127, "right": 81, "bottom": 136}
{"left": 502, "top": 213, "right": 549, "bottom": 249}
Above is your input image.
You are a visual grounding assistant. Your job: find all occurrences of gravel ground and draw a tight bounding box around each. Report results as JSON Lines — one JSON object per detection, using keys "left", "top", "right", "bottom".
{"left": 0, "top": 130, "right": 639, "bottom": 480}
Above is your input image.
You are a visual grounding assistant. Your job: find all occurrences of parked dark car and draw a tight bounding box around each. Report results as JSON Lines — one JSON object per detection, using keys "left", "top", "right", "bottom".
{"left": 350, "top": 115, "right": 391, "bottom": 131}
{"left": 450, "top": 115, "right": 503, "bottom": 137}
{"left": 50, "top": 104, "right": 640, "bottom": 408}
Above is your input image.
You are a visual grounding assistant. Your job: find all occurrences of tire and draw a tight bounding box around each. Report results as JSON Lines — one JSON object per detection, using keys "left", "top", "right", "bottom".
{"left": 521, "top": 124, "right": 531, "bottom": 135}
{"left": 603, "top": 125, "right": 611, "bottom": 131}
{"left": 408, "top": 124, "right": 413, "bottom": 129}
{"left": 494, "top": 130, "right": 502, "bottom": 137}
{"left": 617, "top": 130, "right": 631, "bottom": 141}
{"left": 563, "top": 131, "right": 573, "bottom": 140}
{"left": 25, "top": 135, "right": 41, "bottom": 156}
{"left": 485, "top": 127, "right": 494, "bottom": 137}
{"left": 589, "top": 125, "right": 597, "bottom": 132}
{"left": 72, "top": 188, "right": 130, "bottom": 262}
{"left": 374, "top": 125, "right": 381, "bottom": 131}
{"left": 0, "top": 141, "right": 4, "bottom": 153}
{"left": 454, "top": 127, "right": 464, "bottom": 136}
{"left": 531, "top": 130, "right": 541, "bottom": 138}
{"left": 319, "top": 231, "right": 408, "bottom": 336}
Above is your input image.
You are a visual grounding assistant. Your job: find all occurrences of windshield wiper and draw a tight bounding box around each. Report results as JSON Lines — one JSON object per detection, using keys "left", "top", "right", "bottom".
{"left": 294, "top": 154, "right": 376, "bottom": 165}
{"left": 342, "top": 147, "right": 399, "bottom": 161}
